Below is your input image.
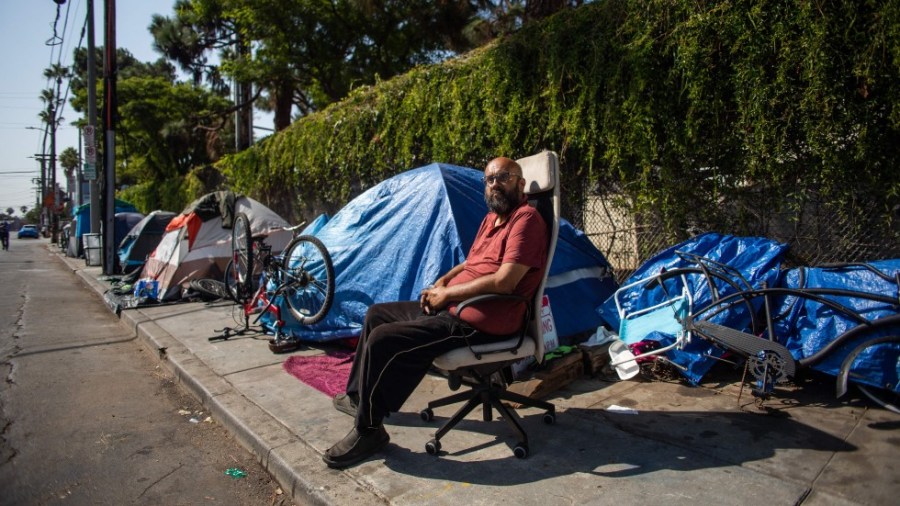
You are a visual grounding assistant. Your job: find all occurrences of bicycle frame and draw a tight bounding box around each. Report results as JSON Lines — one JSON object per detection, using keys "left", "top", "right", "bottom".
{"left": 240, "top": 258, "right": 307, "bottom": 339}
{"left": 611, "top": 257, "right": 899, "bottom": 403}
{"left": 214, "top": 220, "right": 334, "bottom": 347}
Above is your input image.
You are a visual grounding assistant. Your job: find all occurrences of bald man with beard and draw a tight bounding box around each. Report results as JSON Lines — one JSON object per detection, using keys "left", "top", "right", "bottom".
{"left": 323, "top": 156, "right": 549, "bottom": 469}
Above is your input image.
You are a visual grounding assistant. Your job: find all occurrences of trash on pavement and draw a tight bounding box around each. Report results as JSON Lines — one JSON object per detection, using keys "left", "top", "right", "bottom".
{"left": 224, "top": 468, "right": 247, "bottom": 479}
{"left": 606, "top": 404, "right": 639, "bottom": 415}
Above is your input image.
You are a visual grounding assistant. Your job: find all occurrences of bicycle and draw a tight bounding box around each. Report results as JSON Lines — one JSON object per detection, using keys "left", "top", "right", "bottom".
{"left": 211, "top": 212, "right": 335, "bottom": 353}
{"left": 610, "top": 255, "right": 900, "bottom": 410}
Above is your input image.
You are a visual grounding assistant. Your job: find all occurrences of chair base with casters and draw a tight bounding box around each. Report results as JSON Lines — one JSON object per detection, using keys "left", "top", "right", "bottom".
{"left": 420, "top": 344, "right": 557, "bottom": 458}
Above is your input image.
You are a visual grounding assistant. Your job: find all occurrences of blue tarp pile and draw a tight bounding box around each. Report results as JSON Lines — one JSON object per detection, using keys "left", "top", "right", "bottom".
{"left": 773, "top": 261, "right": 900, "bottom": 393}
{"left": 596, "top": 233, "right": 789, "bottom": 384}
{"left": 263, "top": 163, "right": 619, "bottom": 342}
{"left": 68, "top": 199, "right": 139, "bottom": 258}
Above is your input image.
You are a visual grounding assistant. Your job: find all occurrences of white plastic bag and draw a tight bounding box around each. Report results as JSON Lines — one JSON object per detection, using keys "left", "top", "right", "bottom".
{"left": 583, "top": 325, "right": 617, "bottom": 347}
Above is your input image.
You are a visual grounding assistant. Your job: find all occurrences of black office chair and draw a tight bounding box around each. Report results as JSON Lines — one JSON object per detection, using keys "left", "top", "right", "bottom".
{"left": 419, "top": 151, "right": 560, "bottom": 459}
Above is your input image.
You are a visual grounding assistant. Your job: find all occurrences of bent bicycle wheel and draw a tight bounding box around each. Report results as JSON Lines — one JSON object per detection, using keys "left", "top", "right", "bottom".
{"left": 231, "top": 212, "right": 253, "bottom": 299}
{"left": 189, "top": 278, "right": 229, "bottom": 301}
{"left": 281, "top": 235, "right": 335, "bottom": 325}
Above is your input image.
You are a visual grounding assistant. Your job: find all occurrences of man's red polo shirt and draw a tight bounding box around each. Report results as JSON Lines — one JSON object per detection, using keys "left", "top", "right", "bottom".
{"left": 448, "top": 201, "right": 548, "bottom": 335}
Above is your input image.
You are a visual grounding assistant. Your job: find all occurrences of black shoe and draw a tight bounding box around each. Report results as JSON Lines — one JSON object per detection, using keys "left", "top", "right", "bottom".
{"left": 323, "top": 426, "right": 390, "bottom": 469}
{"left": 332, "top": 393, "right": 358, "bottom": 417}
{"left": 268, "top": 337, "right": 302, "bottom": 354}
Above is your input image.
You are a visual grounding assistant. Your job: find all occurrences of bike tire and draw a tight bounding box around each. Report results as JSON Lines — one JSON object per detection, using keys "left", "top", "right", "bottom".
{"left": 189, "top": 278, "right": 229, "bottom": 301}
{"left": 231, "top": 212, "right": 254, "bottom": 299}
{"left": 281, "top": 235, "right": 335, "bottom": 325}
{"left": 223, "top": 259, "right": 242, "bottom": 303}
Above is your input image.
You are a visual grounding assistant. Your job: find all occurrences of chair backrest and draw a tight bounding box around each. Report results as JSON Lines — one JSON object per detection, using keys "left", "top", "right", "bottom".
{"left": 516, "top": 151, "right": 560, "bottom": 363}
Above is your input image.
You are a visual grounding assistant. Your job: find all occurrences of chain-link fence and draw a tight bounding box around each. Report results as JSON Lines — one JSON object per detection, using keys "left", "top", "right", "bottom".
{"left": 572, "top": 187, "right": 900, "bottom": 284}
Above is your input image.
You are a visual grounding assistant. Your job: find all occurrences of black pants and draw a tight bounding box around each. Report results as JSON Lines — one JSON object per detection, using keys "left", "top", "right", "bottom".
{"left": 345, "top": 301, "right": 505, "bottom": 429}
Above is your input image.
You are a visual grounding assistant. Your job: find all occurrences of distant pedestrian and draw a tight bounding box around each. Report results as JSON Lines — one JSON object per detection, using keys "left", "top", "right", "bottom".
{"left": 0, "top": 222, "right": 9, "bottom": 251}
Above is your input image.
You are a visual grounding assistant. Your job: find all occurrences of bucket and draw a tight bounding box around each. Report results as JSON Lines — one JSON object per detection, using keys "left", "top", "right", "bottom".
{"left": 83, "top": 233, "right": 101, "bottom": 266}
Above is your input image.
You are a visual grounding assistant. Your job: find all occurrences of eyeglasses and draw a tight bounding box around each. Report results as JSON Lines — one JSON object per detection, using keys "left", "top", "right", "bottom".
{"left": 481, "top": 172, "right": 521, "bottom": 186}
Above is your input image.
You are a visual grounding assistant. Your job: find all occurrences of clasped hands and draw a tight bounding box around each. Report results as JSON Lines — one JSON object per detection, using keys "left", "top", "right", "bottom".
{"left": 420, "top": 282, "right": 450, "bottom": 315}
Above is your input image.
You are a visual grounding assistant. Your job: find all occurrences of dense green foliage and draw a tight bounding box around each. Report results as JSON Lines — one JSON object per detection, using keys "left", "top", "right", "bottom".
{"left": 216, "top": 0, "right": 900, "bottom": 233}
{"left": 154, "top": 1, "right": 583, "bottom": 130}
{"left": 69, "top": 48, "right": 235, "bottom": 214}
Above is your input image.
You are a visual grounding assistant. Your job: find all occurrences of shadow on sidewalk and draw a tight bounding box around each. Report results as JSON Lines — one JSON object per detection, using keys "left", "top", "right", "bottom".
{"left": 381, "top": 407, "right": 856, "bottom": 485}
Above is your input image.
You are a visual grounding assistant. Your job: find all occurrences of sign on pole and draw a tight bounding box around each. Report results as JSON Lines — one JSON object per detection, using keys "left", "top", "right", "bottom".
{"left": 83, "top": 126, "right": 97, "bottom": 180}
{"left": 83, "top": 162, "right": 97, "bottom": 180}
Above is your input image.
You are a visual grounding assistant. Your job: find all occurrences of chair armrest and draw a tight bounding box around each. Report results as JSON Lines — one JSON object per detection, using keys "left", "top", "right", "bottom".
{"left": 455, "top": 293, "right": 531, "bottom": 360}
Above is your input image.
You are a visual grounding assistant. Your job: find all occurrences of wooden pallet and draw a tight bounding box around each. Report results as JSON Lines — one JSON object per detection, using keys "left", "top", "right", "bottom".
{"left": 579, "top": 342, "right": 613, "bottom": 376}
{"left": 506, "top": 352, "right": 584, "bottom": 405}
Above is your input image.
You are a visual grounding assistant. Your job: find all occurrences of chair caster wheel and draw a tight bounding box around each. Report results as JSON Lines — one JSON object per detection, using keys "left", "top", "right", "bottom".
{"left": 425, "top": 439, "right": 441, "bottom": 455}
{"left": 543, "top": 411, "right": 556, "bottom": 424}
{"left": 513, "top": 442, "right": 529, "bottom": 459}
{"left": 420, "top": 408, "right": 434, "bottom": 422}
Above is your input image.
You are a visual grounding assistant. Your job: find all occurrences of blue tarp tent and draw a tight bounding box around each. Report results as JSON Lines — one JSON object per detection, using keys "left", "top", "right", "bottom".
{"left": 68, "top": 199, "right": 139, "bottom": 257}
{"left": 596, "top": 233, "right": 788, "bottom": 384}
{"left": 265, "top": 163, "right": 618, "bottom": 342}
{"left": 773, "top": 260, "right": 900, "bottom": 392}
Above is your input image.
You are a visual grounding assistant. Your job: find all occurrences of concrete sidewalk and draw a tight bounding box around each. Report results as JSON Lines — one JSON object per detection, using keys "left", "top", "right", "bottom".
{"left": 56, "top": 250, "right": 897, "bottom": 505}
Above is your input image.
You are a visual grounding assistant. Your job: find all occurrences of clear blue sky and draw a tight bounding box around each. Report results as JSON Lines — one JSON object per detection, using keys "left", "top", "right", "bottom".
{"left": 0, "top": 1, "right": 179, "bottom": 215}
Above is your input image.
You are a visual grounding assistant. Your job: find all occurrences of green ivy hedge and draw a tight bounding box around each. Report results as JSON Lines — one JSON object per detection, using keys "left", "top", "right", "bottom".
{"left": 215, "top": 0, "right": 900, "bottom": 234}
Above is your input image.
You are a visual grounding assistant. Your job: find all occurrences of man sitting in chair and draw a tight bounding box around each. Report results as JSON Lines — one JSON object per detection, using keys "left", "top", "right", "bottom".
{"left": 324, "top": 156, "right": 549, "bottom": 469}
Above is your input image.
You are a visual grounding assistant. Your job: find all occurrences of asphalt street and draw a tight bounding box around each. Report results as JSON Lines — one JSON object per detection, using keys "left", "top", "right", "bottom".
{"left": 0, "top": 238, "right": 289, "bottom": 505}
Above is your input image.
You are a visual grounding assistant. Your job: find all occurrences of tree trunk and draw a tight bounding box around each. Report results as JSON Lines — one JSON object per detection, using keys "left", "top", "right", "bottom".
{"left": 273, "top": 80, "right": 294, "bottom": 132}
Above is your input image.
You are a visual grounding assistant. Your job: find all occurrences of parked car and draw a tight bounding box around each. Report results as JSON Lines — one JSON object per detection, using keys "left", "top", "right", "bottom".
{"left": 17, "top": 225, "right": 40, "bottom": 239}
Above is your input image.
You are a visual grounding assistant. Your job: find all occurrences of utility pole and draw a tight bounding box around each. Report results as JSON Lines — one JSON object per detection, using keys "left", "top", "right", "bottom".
{"left": 76, "top": 127, "right": 83, "bottom": 206}
{"left": 102, "top": 0, "right": 116, "bottom": 275}
{"left": 87, "top": 0, "right": 100, "bottom": 252}
{"left": 38, "top": 155, "right": 47, "bottom": 232}
{"left": 49, "top": 100, "right": 58, "bottom": 244}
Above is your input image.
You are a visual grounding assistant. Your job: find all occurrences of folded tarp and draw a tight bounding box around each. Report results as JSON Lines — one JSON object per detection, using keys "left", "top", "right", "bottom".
{"left": 264, "top": 162, "right": 618, "bottom": 342}
{"left": 773, "top": 260, "right": 900, "bottom": 392}
{"left": 596, "top": 232, "right": 788, "bottom": 384}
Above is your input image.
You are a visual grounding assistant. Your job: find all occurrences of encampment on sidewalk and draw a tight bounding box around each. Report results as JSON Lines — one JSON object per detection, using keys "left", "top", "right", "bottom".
{"left": 260, "top": 163, "right": 619, "bottom": 344}
{"left": 139, "top": 191, "right": 293, "bottom": 301}
{"left": 56, "top": 244, "right": 900, "bottom": 506}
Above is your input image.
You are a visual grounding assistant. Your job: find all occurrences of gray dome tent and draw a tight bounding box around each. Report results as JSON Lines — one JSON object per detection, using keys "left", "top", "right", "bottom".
{"left": 117, "top": 210, "right": 177, "bottom": 274}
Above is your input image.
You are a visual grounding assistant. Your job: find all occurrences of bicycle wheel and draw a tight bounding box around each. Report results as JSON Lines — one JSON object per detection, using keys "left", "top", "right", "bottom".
{"left": 223, "top": 259, "right": 242, "bottom": 303}
{"left": 189, "top": 278, "right": 228, "bottom": 301}
{"left": 231, "top": 212, "right": 253, "bottom": 299}
{"left": 281, "top": 235, "right": 335, "bottom": 325}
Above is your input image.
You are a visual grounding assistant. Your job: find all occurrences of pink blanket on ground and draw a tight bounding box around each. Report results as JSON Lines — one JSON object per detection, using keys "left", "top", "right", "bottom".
{"left": 282, "top": 351, "right": 354, "bottom": 397}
